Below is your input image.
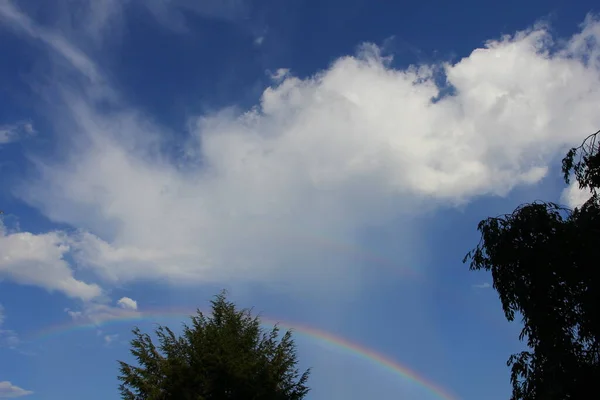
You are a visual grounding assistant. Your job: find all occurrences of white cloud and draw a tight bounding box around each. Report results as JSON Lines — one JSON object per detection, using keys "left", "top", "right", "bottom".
{"left": 175, "top": 0, "right": 249, "bottom": 21}
{"left": 81, "top": 0, "right": 128, "bottom": 43}
{"left": 0, "top": 305, "right": 19, "bottom": 349}
{"left": 66, "top": 298, "right": 140, "bottom": 325}
{"left": 65, "top": 309, "right": 83, "bottom": 319}
{"left": 0, "top": 382, "right": 32, "bottom": 398}
{"left": 472, "top": 282, "right": 491, "bottom": 289}
{"left": 0, "top": 329, "right": 19, "bottom": 349}
{"left": 103, "top": 333, "right": 119, "bottom": 345}
{"left": 0, "top": 223, "right": 102, "bottom": 301}
{"left": 561, "top": 180, "right": 594, "bottom": 209}
{"left": 5, "top": 6, "right": 600, "bottom": 290}
{"left": 0, "top": 0, "right": 102, "bottom": 84}
{"left": 117, "top": 297, "right": 138, "bottom": 310}
{"left": 0, "top": 121, "right": 34, "bottom": 145}
{"left": 268, "top": 68, "right": 290, "bottom": 83}
{"left": 120, "top": 0, "right": 251, "bottom": 34}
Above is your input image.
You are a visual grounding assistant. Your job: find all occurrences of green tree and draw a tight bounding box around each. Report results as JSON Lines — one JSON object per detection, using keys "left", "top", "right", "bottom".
{"left": 118, "top": 291, "right": 310, "bottom": 400}
{"left": 464, "top": 130, "right": 600, "bottom": 400}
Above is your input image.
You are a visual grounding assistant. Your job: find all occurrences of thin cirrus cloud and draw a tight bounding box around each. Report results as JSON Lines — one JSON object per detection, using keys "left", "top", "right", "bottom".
{"left": 0, "top": 121, "right": 34, "bottom": 145}
{"left": 472, "top": 282, "right": 491, "bottom": 289}
{"left": 103, "top": 333, "right": 119, "bottom": 346}
{"left": 2, "top": 1, "right": 600, "bottom": 299}
{"left": 0, "top": 305, "right": 20, "bottom": 349}
{"left": 27, "top": 0, "right": 258, "bottom": 39}
{"left": 0, "top": 0, "right": 101, "bottom": 84}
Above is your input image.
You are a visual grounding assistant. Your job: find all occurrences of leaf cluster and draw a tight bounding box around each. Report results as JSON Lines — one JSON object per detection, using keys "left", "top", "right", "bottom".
{"left": 464, "top": 131, "right": 600, "bottom": 399}
{"left": 118, "top": 292, "right": 310, "bottom": 400}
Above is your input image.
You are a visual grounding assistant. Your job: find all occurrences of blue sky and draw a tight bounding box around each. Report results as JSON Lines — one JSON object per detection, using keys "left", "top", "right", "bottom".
{"left": 1, "top": 0, "right": 599, "bottom": 399}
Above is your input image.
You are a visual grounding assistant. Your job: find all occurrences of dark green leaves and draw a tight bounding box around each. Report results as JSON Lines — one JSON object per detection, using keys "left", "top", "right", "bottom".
{"left": 117, "top": 291, "right": 310, "bottom": 400}
{"left": 464, "top": 131, "right": 600, "bottom": 400}
{"left": 562, "top": 129, "right": 600, "bottom": 199}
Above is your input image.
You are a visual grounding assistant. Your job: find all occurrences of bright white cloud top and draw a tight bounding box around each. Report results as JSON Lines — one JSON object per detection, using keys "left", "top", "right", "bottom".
{"left": 0, "top": 225, "right": 102, "bottom": 300}
{"left": 1, "top": 1, "right": 600, "bottom": 304}
{"left": 117, "top": 297, "right": 138, "bottom": 311}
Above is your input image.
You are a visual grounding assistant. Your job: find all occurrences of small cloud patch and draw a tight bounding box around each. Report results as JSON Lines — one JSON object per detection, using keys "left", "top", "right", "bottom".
{"left": 0, "top": 121, "right": 35, "bottom": 145}
{"left": 117, "top": 297, "right": 138, "bottom": 310}
{"left": 65, "top": 297, "right": 141, "bottom": 325}
{"left": 0, "top": 381, "right": 33, "bottom": 398}
{"left": 472, "top": 282, "right": 491, "bottom": 289}
{"left": 104, "top": 334, "right": 119, "bottom": 346}
{"left": 0, "top": 305, "right": 20, "bottom": 349}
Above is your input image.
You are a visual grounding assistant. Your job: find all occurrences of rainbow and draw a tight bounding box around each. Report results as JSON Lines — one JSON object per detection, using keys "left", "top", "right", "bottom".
{"left": 32, "top": 308, "right": 457, "bottom": 400}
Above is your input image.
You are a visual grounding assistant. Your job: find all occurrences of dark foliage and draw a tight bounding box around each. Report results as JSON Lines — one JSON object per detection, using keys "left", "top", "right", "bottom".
{"left": 464, "top": 130, "right": 600, "bottom": 400}
{"left": 118, "top": 291, "right": 310, "bottom": 400}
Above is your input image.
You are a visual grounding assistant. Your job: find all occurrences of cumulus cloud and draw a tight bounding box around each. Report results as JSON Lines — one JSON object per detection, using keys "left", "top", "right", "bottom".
{"left": 0, "top": 223, "right": 102, "bottom": 301}
{"left": 117, "top": 297, "right": 138, "bottom": 310}
{"left": 0, "top": 121, "right": 34, "bottom": 145}
{"left": 0, "top": 382, "right": 32, "bottom": 398}
{"left": 561, "top": 181, "right": 594, "bottom": 209}
{"left": 66, "top": 297, "right": 140, "bottom": 325}
{"left": 4, "top": 3, "right": 600, "bottom": 290}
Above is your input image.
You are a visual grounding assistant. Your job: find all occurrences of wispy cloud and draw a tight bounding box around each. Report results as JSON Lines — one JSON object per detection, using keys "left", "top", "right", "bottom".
{"left": 61, "top": 0, "right": 256, "bottom": 36}
{"left": 103, "top": 333, "right": 119, "bottom": 346}
{"left": 81, "top": 0, "right": 128, "bottom": 44}
{"left": 0, "top": 381, "right": 33, "bottom": 398}
{"left": 0, "top": 305, "right": 20, "bottom": 350}
{"left": 143, "top": 0, "right": 253, "bottom": 32}
{"left": 0, "top": 121, "right": 34, "bottom": 145}
{"left": 0, "top": 329, "right": 20, "bottom": 349}
{"left": 4, "top": 3, "right": 600, "bottom": 298}
{"left": 0, "top": 0, "right": 102, "bottom": 84}
{"left": 65, "top": 297, "right": 141, "bottom": 325}
{"left": 472, "top": 282, "right": 491, "bottom": 289}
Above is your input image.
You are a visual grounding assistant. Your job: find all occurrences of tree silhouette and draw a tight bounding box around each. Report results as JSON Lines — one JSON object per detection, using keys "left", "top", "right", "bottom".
{"left": 464, "top": 130, "right": 600, "bottom": 400}
{"left": 118, "top": 291, "right": 311, "bottom": 400}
